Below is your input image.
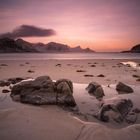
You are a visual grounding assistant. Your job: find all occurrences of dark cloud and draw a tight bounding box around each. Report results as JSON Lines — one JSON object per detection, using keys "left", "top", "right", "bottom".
{"left": 0, "top": 25, "right": 56, "bottom": 38}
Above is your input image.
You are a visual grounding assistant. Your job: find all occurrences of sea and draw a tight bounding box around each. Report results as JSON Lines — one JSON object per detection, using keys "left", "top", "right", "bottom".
{"left": 0, "top": 52, "right": 140, "bottom": 60}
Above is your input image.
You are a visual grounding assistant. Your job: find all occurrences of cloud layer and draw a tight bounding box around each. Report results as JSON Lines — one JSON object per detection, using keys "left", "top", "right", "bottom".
{"left": 0, "top": 25, "right": 56, "bottom": 38}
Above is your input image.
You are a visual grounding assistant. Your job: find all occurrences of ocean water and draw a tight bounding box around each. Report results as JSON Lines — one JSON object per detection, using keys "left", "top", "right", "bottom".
{"left": 0, "top": 52, "right": 139, "bottom": 60}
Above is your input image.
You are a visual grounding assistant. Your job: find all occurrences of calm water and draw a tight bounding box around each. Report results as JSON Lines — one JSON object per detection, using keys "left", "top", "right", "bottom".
{"left": 0, "top": 53, "right": 139, "bottom": 60}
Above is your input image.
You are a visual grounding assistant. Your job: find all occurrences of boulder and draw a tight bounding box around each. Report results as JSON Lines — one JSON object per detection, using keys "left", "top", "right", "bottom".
{"left": 96, "top": 99, "right": 133, "bottom": 123}
{"left": 86, "top": 82, "right": 105, "bottom": 99}
{"left": 11, "top": 76, "right": 76, "bottom": 107}
{"left": 116, "top": 82, "right": 134, "bottom": 93}
{"left": 55, "top": 79, "right": 76, "bottom": 106}
{"left": 11, "top": 76, "right": 56, "bottom": 105}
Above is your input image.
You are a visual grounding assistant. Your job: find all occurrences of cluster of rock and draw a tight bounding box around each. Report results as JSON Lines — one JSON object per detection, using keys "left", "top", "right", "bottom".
{"left": 0, "top": 77, "right": 25, "bottom": 87}
{"left": 86, "top": 81, "right": 138, "bottom": 123}
{"left": 10, "top": 76, "right": 76, "bottom": 107}
{"left": 1, "top": 76, "right": 139, "bottom": 124}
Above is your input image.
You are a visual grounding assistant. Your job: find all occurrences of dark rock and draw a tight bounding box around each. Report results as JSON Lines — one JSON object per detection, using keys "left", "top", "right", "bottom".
{"left": 84, "top": 74, "right": 94, "bottom": 77}
{"left": 115, "top": 99, "right": 133, "bottom": 117}
{"left": 90, "top": 64, "right": 96, "bottom": 67}
{"left": 97, "top": 99, "right": 133, "bottom": 123}
{"left": 76, "top": 70, "right": 86, "bottom": 72}
{"left": 55, "top": 79, "right": 76, "bottom": 106}
{"left": 27, "top": 70, "right": 35, "bottom": 73}
{"left": 132, "top": 108, "right": 140, "bottom": 113}
{"left": 0, "top": 64, "right": 8, "bottom": 66}
{"left": 55, "top": 64, "right": 61, "bottom": 67}
{"left": 2, "top": 89, "right": 10, "bottom": 93}
{"left": 125, "top": 113, "right": 137, "bottom": 124}
{"left": 86, "top": 82, "right": 105, "bottom": 99}
{"left": 0, "top": 80, "right": 10, "bottom": 87}
{"left": 132, "top": 75, "right": 140, "bottom": 78}
{"left": 116, "top": 82, "right": 133, "bottom": 93}
{"left": 97, "top": 74, "right": 105, "bottom": 77}
{"left": 11, "top": 76, "right": 76, "bottom": 107}
{"left": 11, "top": 76, "right": 56, "bottom": 104}
{"left": 7, "top": 77, "right": 24, "bottom": 84}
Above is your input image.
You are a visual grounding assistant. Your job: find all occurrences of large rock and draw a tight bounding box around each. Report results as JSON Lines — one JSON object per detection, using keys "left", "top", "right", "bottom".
{"left": 86, "top": 82, "right": 105, "bottom": 100}
{"left": 96, "top": 99, "right": 134, "bottom": 123}
{"left": 11, "top": 76, "right": 76, "bottom": 107}
{"left": 116, "top": 82, "right": 133, "bottom": 94}
{"left": 55, "top": 79, "right": 76, "bottom": 106}
{"left": 11, "top": 76, "right": 56, "bottom": 105}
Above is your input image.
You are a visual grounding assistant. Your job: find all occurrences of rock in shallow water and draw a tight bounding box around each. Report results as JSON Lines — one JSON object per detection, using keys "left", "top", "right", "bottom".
{"left": 10, "top": 76, "right": 76, "bottom": 107}
{"left": 116, "top": 82, "right": 133, "bottom": 94}
{"left": 95, "top": 99, "right": 134, "bottom": 123}
{"left": 55, "top": 79, "right": 76, "bottom": 106}
{"left": 86, "top": 82, "right": 105, "bottom": 100}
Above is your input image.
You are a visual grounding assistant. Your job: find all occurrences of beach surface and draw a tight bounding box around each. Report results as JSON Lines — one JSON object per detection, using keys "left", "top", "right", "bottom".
{"left": 0, "top": 59, "right": 140, "bottom": 140}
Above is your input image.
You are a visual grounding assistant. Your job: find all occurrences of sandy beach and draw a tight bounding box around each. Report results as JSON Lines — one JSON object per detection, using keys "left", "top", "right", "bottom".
{"left": 0, "top": 59, "right": 140, "bottom": 85}
{"left": 0, "top": 58, "right": 140, "bottom": 140}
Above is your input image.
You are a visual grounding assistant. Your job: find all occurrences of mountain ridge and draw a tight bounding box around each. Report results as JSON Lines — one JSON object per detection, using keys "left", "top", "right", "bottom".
{"left": 0, "top": 38, "right": 95, "bottom": 53}
{"left": 122, "top": 44, "right": 140, "bottom": 53}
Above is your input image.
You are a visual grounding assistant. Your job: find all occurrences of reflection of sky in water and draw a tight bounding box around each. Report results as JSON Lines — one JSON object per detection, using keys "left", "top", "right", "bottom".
{"left": 0, "top": 53, "right": 140, "bottom": 60}
{"left": 121, "top": 61, "right": 140, "bottom": 69}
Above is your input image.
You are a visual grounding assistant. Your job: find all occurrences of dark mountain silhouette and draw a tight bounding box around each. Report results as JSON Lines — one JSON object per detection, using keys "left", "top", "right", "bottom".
{"left": 131, "top": 44, "right": 140, "bottom": 53}
{"left": 0, "top": 38, "right": 95, "bottom": 53}
{"left": 122, "top": 44, "right": 140, "bottom": 53}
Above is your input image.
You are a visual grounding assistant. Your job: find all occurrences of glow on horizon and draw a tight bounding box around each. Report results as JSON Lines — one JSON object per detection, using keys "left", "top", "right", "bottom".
{"left": 0, "top": 0, "right": 140, "bottom": 52}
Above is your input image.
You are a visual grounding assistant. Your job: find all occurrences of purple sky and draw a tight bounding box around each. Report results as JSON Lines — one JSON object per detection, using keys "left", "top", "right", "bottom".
{"left": 0, "top": 0, "right": 140, "bottom": 51}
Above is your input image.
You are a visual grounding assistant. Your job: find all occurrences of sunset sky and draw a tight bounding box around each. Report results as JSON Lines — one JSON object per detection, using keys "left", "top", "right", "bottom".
{"left": 0, "top": 0, "right": 140, "bottom": 52}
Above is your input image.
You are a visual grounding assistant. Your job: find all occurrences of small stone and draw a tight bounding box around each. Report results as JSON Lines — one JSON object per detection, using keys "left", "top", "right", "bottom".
{"left": 0, "top": 64, "right": 8, "bottom": 66}
{"left": 132, "top": 75, "right": 140, "bottom": 78}
{"left": 55, "top": 64, "right": 61, "bottom": 67}
{"left": 90, "top": 64, "right": 96, "bottom": 67}
{"left": 97, "top": 74, "right": 105, "bottom": 77}
{"left": 84, "top": 74, "right": 94, "bottom": 77}
{"left": 2, "top": 89, "right": 10, "bottom": 93}
{"left": 27, "top": 70, "right": 35, "bottom": 73}
{"left": 76, "top": 70, "right": 86, "bottom": 72}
